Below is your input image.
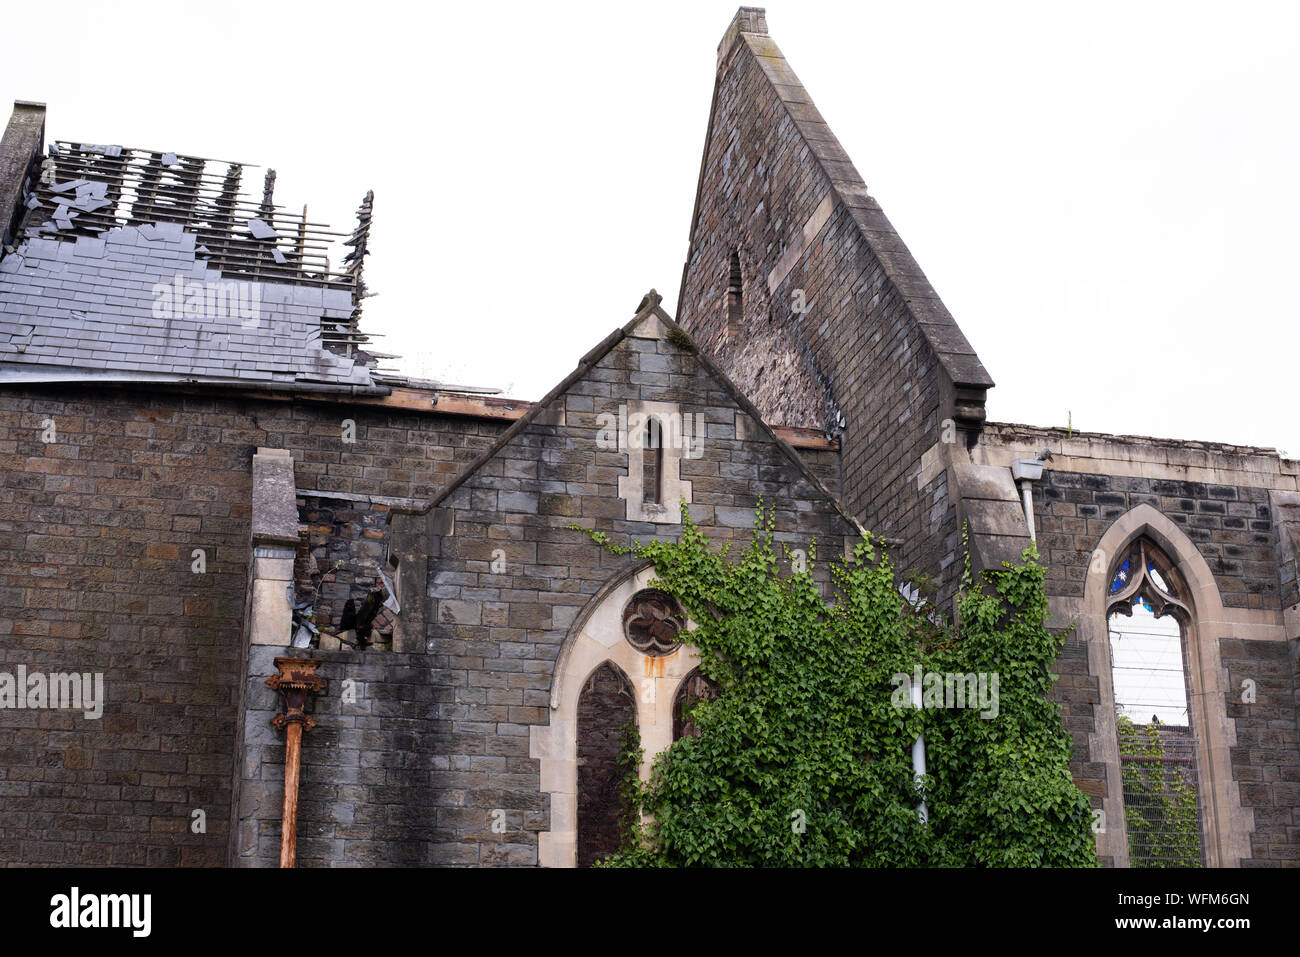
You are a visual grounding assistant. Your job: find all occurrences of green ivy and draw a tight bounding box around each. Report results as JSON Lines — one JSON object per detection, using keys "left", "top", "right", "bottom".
{"left": 616, "top": 721, "right": 645, "bottom": 849}
{"left": 582, "top": 505, "right": 1098, "bottom": 867}
{"left": 1116, "top": 715, "right": 1202, "bottom": 867}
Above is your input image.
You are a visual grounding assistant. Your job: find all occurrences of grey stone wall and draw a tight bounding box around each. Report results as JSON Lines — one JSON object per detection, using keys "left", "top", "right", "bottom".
{"left": 235, "top": 643, "right": 457, "bottom": 865}
{"left": 0, "top": 384, "right": 506, "bottom": 865}
{"left": 676, "top": 26, "right": 975, "bottom": 609}
{"left": 232, "top": 318, "right": 859, "bottom": 866}
{"left": 1220, "top": 637, "right": 1300, "bottom": 864}
{"left": 1045, "top": 629, "right": 1111, "bottom": 864}
{"left": 1036, "top": 469, "right": 1277, "bottom": 609}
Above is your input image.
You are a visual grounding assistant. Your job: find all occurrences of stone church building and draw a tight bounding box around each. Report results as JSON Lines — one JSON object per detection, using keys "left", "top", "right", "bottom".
{"left": 0, "top": 8, "right": 1295, "bottom": 867}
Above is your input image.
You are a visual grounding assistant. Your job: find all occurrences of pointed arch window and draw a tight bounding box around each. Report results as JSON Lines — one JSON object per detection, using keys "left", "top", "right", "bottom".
{"left": 1106, "top": 538, "right": 1205, "bottom": 868}
{"left": 535, "top": 566, "right": 705, "bottom": 867}
{"left": 673, "top": 668, "right": 720, "bottom": 740}
{"left": 576, "top": 661, "right": 636, "bottom": 868}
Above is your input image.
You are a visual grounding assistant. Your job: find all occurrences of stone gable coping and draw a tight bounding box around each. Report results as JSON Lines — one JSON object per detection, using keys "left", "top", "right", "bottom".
{"left": 978, "top": 421, "right": 1300, "bottom": 492}
{"left": 390, "top": 290, "right": 867, "bottom": 540}
{"left": 679, "top": 9, "right": 995, "bottom": 432}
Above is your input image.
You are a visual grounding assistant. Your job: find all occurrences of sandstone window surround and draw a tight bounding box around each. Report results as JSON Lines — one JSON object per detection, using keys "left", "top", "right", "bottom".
{"left": 616, "top": 400, "right": 694, "bottom": 524}
{"left": 1105, "top": 537, "right": 1203, "bottom": 866}
{"left": 532, "top": 563, "right": 700, "bottom": 867}
{"left": 1085, "top": 504, "right": 1253, "bottom": 867}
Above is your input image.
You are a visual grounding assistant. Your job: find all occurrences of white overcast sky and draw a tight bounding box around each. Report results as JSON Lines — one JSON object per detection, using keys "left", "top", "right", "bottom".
{"left": 4, "top": 1, "right": 1297, "bottom": 455}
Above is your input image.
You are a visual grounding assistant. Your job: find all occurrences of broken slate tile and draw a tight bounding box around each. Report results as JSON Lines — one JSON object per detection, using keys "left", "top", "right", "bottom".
{"left": 79, "top": 181, "right": 107, "bottom": 199}
{"left": 48, "top": 179, "right": 89, "bottom": 194}
{"left": 245, "top": 218, "right": 278, "bottom": 241}
{"left": 73, "top": 197, "right": 112, "bottom": 213}
{"left": 137, "top": 222, "right": 184, "bottom": 243}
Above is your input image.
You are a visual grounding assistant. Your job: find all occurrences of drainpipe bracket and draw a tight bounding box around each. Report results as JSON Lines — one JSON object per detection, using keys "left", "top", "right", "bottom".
{"left": 267, "top": 658, "right": 326, "bottom": 732}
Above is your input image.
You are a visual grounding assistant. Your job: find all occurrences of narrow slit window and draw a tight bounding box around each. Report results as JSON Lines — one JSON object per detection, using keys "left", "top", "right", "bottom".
{"left": 642, "top": 416, "right": 662, "bottom": 504}
{"left": 725, "top": 250, "right": 743, "bottom": 337}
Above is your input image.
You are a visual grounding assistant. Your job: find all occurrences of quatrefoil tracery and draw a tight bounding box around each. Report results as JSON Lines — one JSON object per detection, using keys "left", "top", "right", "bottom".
{"left": 622, "top": 589, "right": 686, "bottom": 657}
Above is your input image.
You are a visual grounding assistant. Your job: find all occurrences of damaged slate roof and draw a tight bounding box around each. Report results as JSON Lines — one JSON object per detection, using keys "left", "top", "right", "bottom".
{"left": 0, "top": 226, "right": 370, "bottom": 384}
{"left": 0, "top": 127, "right": 379, "bottom": 390}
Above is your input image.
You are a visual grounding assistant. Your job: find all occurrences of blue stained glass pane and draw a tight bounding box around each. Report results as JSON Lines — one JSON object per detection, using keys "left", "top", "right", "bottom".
{"left": 1110, "top": 557, "right": 1130, "bottom": 594}
{"left": 1147, "top": 561, "right": 1170, "bottom": 592}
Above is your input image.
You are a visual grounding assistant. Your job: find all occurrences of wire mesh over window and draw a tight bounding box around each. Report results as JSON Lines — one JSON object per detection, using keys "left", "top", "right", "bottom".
{"left": 1117, "top": 715, "right": 1204, "bottom": 867}
{"left": 1106, "top": 538, "right": 1205, "bottom": 867}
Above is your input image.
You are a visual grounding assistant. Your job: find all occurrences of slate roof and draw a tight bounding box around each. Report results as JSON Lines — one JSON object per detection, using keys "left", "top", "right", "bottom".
{"left": 0, "top": 223, "right": 372, "bottom": 386}
{"left": 0, "top": 131, "right": 378, "bottom": 391}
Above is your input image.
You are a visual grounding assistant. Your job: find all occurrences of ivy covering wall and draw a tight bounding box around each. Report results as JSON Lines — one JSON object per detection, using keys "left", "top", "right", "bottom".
{"left": 582, "top": 507, "right": 1098, "bottom": 867}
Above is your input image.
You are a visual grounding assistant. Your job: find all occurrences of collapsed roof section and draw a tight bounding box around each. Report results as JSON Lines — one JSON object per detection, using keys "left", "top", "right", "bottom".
{"left": 0, "top": 226, "right": 376, "bottom": 388}
{"left": 0, "top": 103, "right": 387, "bottom": 392}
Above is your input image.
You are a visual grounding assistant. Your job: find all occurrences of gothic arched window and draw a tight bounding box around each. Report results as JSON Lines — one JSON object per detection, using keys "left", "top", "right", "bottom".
{"left": 535, "top": 566, "right": 703, "bottom": 867}
{"left": 1106, "top": 538, "right": 1205, "bottom": 868}
{"left": 673, "top": 668, "right": 720, "bottom": 740}
{"left": 576, "top": 662, "right": 636, "bottom": 867}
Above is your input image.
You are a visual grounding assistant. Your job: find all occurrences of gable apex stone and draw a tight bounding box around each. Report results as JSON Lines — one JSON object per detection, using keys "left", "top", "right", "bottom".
{"left": 718, "top": 7, "right": 769, "bottom": 69}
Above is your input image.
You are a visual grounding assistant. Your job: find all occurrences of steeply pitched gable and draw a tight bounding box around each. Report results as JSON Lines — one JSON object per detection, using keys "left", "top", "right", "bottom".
{"left": 677, "top": 7, "right": 1006, "bottom": 601}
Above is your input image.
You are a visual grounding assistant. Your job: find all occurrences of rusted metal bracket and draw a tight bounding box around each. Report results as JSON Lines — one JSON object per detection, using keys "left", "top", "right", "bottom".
{"left": 267, "top": 657, "right": 325, "bottom": 731}
{"left": 266, "top": 658, "right": 325, "bottom": 868}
